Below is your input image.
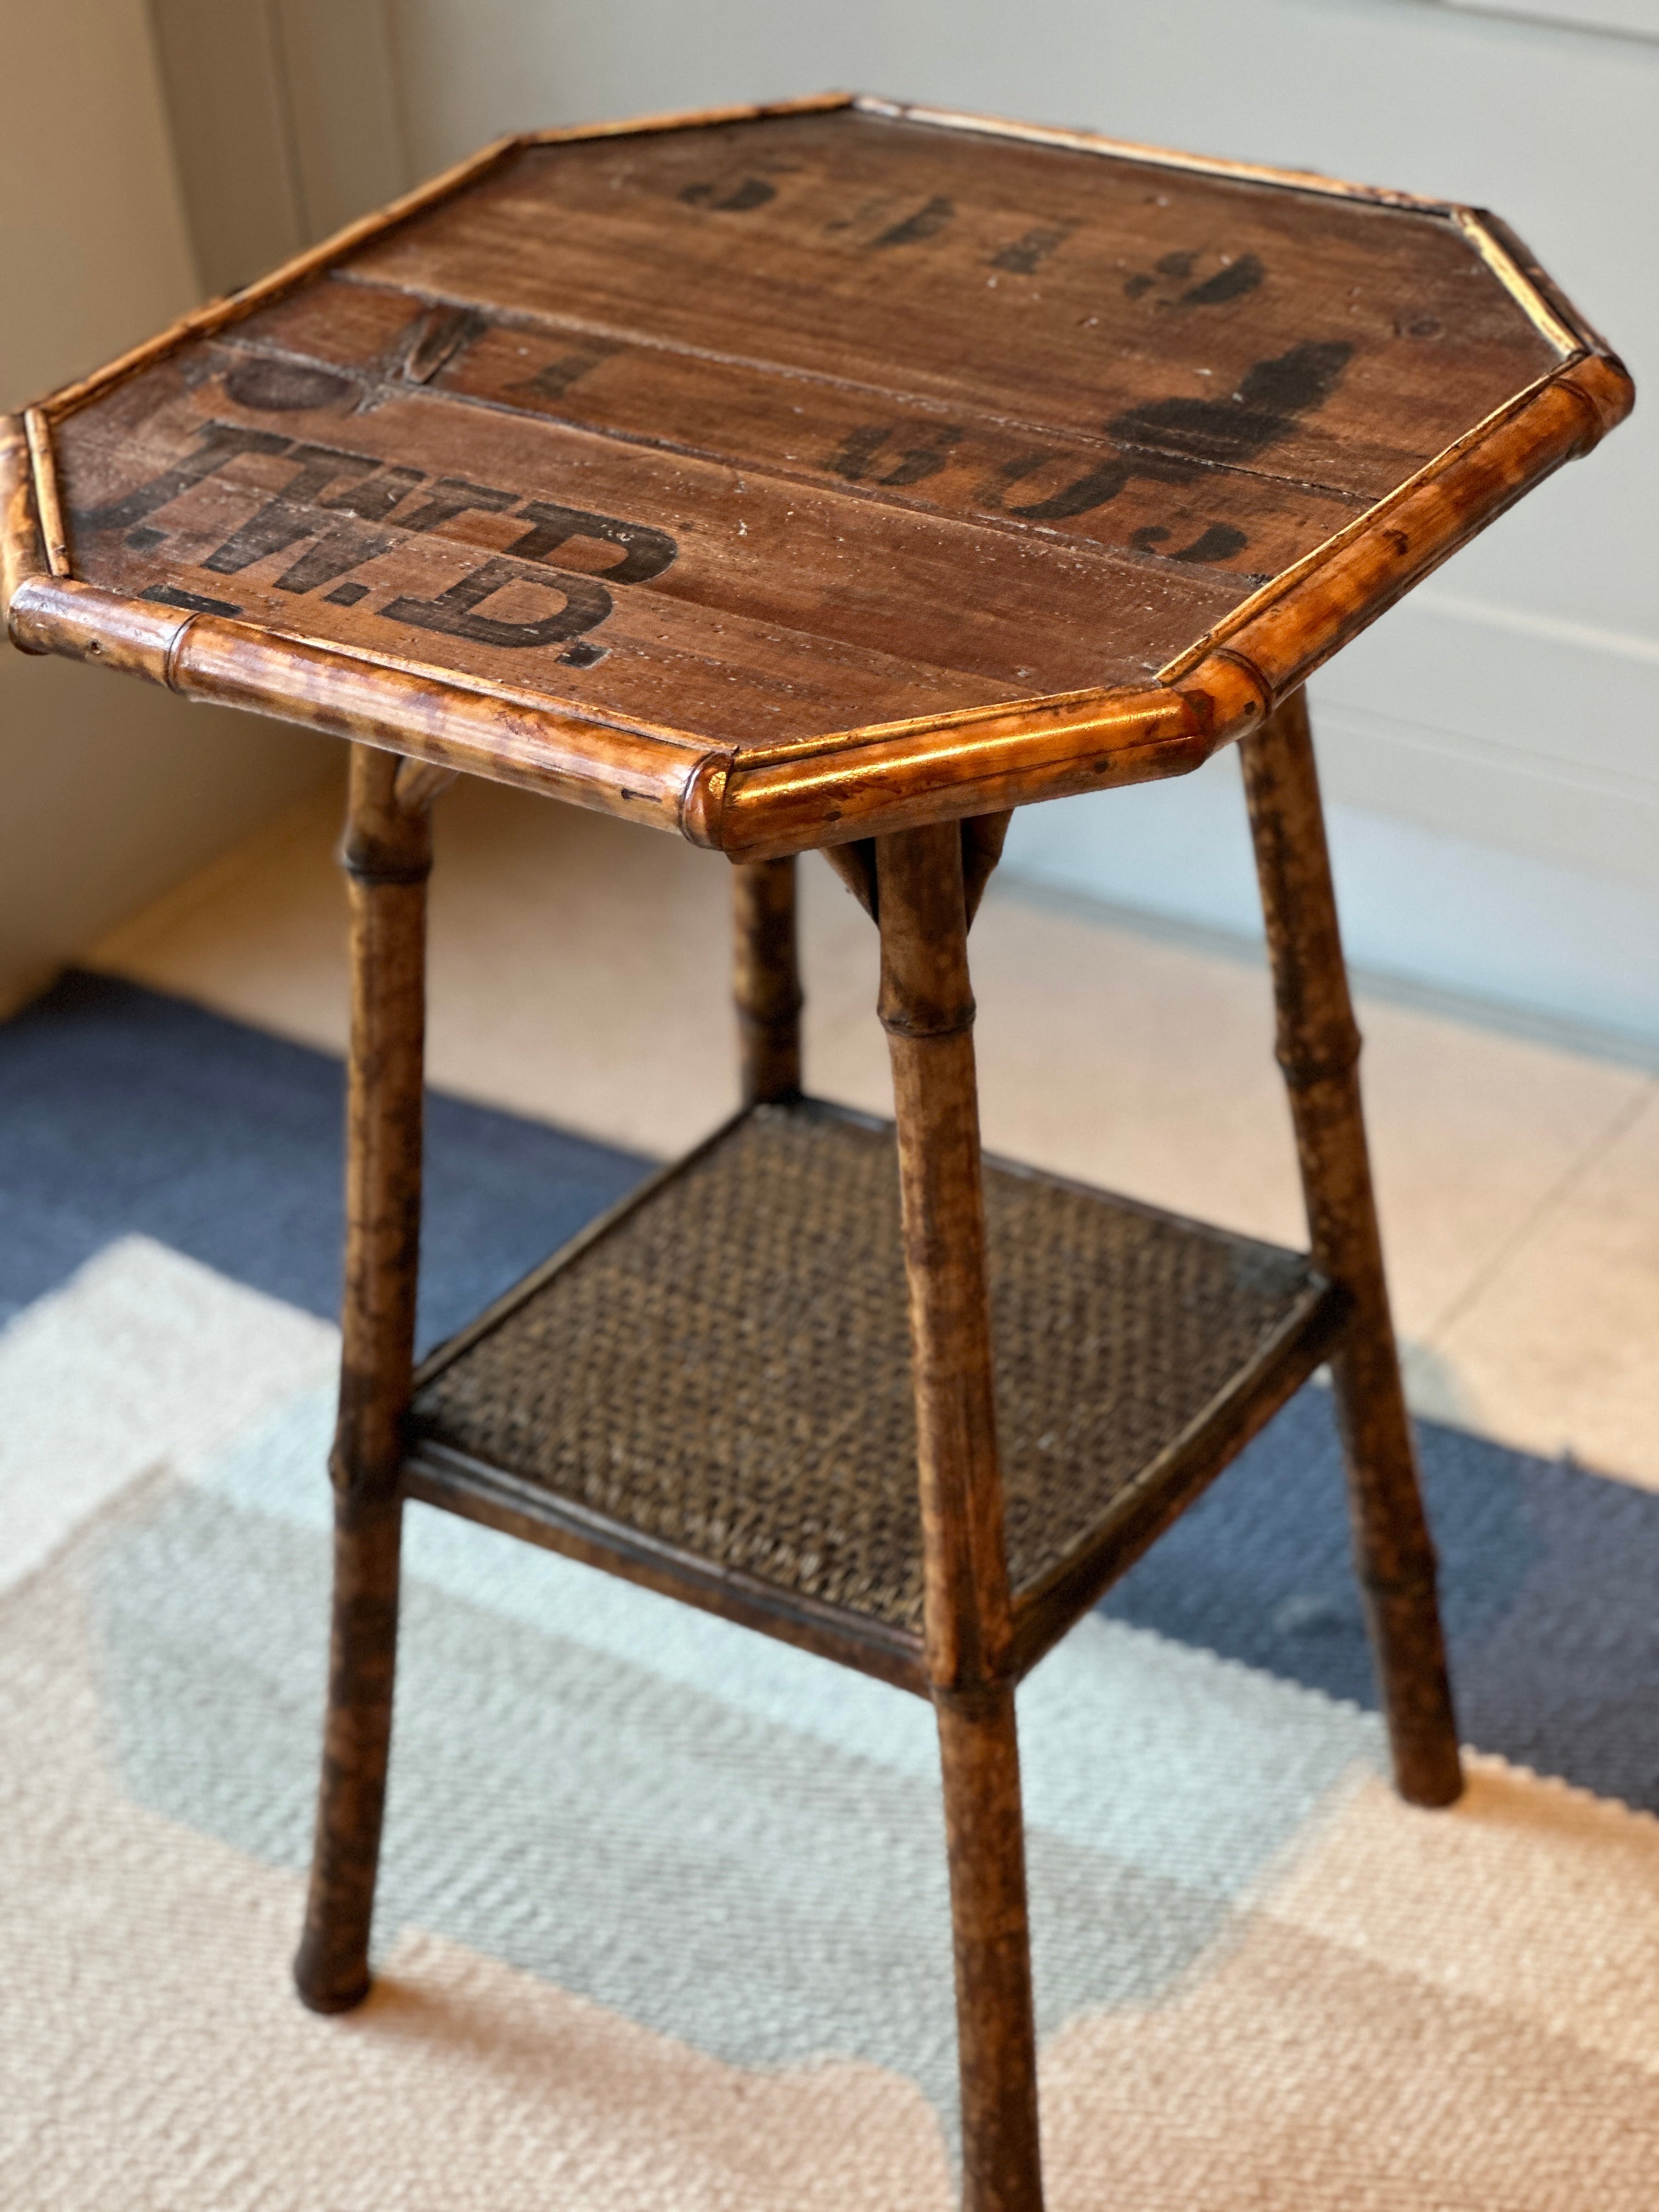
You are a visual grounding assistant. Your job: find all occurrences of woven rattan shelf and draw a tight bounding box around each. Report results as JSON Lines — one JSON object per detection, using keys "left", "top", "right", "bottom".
{"left": 406, "top": 1099, "right": 1343, "bottom": 1691}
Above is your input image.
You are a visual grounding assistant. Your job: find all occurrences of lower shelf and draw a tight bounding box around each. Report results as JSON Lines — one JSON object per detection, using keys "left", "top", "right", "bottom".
{"left": 405, "top": 1098, "right": 1345, "bottom": 1691}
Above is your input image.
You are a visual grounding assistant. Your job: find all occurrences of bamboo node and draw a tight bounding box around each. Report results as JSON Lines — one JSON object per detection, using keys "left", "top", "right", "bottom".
{"left": 162, "top": 612, "right": 200, "bottom": 693}
{"left": 337, "top": 845, "right": 432, "bottom": 887}
{"left": 1179, "top": 646, "right": 1274, "bottom": 738}
{"left": 679, "top": 752, "right": 732, "bottom": 848}
{"left": 932, "top": 1677, "right": 1019, "bottom": 1717}
{"left": 1275, "top": 1035, "right": 1362, "bottom": 1089}
{"left": 1360, "top": 1561, "right": 1442, "bottom": 1601}
{"left": 877, "top": 1004, "right": 977, "bottom": 1040}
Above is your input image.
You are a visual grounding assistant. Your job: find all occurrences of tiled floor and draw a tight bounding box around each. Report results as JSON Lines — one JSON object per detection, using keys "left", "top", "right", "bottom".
{"left": 89, "top": 766, "right": 1659, "bottom": 1486}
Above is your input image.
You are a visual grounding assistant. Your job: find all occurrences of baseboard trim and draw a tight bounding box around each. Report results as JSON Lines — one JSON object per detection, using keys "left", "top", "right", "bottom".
{"left": 1000, "top": 753, "right": 1659, "bottom": 1063}
{"left": 991, "top": 874, "right": 1659, "bottom": 1072}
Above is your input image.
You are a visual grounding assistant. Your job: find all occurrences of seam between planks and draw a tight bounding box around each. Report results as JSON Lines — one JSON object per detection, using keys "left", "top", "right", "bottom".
{"left": 216, "top": 310, "right": 1375, "bottom": 527}
{"left": 61, "top": 376, "right": 1258, "bottom": 617}
{"left": 318, "top": 270, "right": 1406, "bottom": 511}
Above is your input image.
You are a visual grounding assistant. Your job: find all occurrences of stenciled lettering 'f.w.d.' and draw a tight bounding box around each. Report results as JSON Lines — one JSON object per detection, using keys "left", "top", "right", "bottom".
{"left": 72, "top": 412, "right": 679, "bottom": 651}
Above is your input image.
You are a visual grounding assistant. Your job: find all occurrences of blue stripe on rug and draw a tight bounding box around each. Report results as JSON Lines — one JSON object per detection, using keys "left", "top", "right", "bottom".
{"left": 1103, "top": 1395, "right": 1659, "bottom": 1812}
{"left": 0, "top": 969, "right": 650, "bottom": 1350}
{"left": 6, "top": 969, "right": 1659, "bottom": 1812}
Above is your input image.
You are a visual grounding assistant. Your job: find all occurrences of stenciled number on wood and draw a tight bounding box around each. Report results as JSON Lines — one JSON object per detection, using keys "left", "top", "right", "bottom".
{"left": 822, "top": 338, "right": 1350, "bottom": 563}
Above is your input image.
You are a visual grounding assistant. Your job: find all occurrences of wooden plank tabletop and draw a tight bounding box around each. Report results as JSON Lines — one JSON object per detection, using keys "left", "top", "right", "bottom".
{"left": 2, "top": 98, "right": 1632, "bottom": 853}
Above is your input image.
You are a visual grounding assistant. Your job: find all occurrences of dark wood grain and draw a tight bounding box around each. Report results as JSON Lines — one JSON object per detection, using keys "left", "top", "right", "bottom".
{"left": 50, "top": 340, "right": 1242, "bottom": 740}
{"left": 225, "top": 272, "right": 1364, "bottom": 582}
{"left": 16, "top": 98, "right": 1626, "bottom": 848}
{"left": 349, "top": 114, "right": 1558, "bottom": 500}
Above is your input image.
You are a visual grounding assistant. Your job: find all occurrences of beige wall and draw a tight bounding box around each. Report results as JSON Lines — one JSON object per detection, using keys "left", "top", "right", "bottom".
{"left": 147, "top": 0, "right": 410, "bottom": 295}
{"left": 0, "top": 0, "right": 331, "bottom": 1014}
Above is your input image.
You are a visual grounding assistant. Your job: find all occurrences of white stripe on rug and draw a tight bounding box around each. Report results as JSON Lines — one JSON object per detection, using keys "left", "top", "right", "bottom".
{"left": 0, "top": 1234, "right": 336, "bottom": 1593}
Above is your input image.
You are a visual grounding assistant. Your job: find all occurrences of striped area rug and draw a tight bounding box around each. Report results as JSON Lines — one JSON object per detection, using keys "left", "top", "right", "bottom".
{"left": 5, "top": 972, "right": 1659, "bottom": 2208}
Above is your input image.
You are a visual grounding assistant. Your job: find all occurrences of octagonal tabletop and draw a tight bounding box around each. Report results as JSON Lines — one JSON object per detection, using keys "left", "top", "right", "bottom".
{"left": 1, "top": 94, "right": 1630, "bottom": 857}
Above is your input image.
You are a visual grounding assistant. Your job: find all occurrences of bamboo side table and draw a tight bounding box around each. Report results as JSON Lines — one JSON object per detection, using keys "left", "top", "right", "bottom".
{"left": 3, "top": 95, "right": 1630, "bottom": 2212}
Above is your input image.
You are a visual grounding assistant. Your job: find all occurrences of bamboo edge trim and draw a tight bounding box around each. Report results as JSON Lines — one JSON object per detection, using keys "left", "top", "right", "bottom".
{"left": 1172, "top": 354, "right": 1627, "bottom": 690}
{"left": 182, "top": 605, "right": 701, "bottom": 752}
{"left": 1451, "top": 210, "right": 1582, "bottom": 358}
{"left": 1164, "top": 347, "right": 1629, "bottom": 686}
{"left": 527, "top": 90, "right": 854, "bottom": 145}
{"left": 857, "top": 96, "right": 1459, "bottom": 213}
{"left": 0, "top": 414, "right": 47, "bottom": 605}
{"left": 685, "top": 716, "right": 1207, "bottom": 857}
{"left": 5, "top": 573, "right": 702, "bottom": 830}
{"left": 37, "top": 136, "right": 531, "bottom": 427}
{"left": 1471, "top": 209, "right": 1623, "bottom": 365}
{"left": 1154, "top": 362, "right": 1575, "bottom": 685}
{"left": 2, "top": 538, "right": 709, "bottom": 751}
{"left": 21, "top": 411, "right": 68, "bottom": 576}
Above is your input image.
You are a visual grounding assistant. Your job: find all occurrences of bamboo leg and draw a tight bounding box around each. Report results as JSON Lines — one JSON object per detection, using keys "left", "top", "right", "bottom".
{"left": 294, "top": 746, "right": 434, "bottom": 2013}
{"left": 935, "top": 1684, "right": 1043, "bottom": 2212}
{"left": 1240, "top": 692, "right": 1463, "bottom": 1808}
{"left": 877, "top": 822, "right": 1043, "bottom": 2212}
{"left": 821, "top": 809, "right": 1014, "bottom": 932}
{"left": 732, "top": 856, "right": 802, "bottom": 1105}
